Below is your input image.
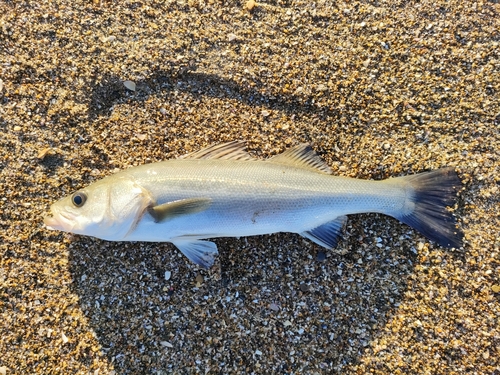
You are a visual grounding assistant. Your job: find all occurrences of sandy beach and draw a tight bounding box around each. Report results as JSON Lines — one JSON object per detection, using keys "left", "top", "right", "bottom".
{"left": 0, "top": 0, "right": 499, "bottom": 373}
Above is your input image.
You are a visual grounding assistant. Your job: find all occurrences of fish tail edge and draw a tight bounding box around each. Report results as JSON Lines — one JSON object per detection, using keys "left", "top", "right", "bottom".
{"left": 393, "top": 167, "right": 463, "bottom": 248}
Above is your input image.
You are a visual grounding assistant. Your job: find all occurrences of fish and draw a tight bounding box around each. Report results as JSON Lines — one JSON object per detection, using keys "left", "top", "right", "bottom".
{"left": 44, "top": 141, "right": 463, "bottom": 268}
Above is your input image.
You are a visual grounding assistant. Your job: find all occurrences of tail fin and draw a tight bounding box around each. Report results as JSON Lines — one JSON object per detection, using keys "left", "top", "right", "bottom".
{"left": 393, "top": 167, "right": 463, "bottom": 248}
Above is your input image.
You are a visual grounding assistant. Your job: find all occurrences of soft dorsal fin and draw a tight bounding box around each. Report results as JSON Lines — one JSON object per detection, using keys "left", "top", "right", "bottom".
{"left": 181, "top": 141, "right": 255, "bottom": 161}
{"left": 269, "top": 144, "right": 332, "bottom": 174}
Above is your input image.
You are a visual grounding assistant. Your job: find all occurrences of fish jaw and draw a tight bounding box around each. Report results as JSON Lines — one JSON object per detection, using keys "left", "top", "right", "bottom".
{"left": 44, "top": 207, "right": 77, "bottom": 233}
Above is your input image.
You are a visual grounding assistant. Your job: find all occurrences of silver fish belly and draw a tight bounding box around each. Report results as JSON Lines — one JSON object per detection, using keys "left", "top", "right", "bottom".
{"left": 44, "top": 141, "right": 463, "bottom": 268}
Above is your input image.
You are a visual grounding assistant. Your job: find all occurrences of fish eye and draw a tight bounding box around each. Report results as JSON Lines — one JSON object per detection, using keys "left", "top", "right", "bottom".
{"left": 71, "top": 192, "right": 87, "bottom": 207}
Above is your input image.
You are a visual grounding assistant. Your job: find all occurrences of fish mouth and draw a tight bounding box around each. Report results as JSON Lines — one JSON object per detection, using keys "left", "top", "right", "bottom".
{"left": 44, "top": 208, "right": 76, "bottom": 232}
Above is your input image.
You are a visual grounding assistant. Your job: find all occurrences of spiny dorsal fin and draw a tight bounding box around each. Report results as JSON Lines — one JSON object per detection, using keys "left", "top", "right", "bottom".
{"left": 148, "top": 197, "right": 212, "bottom": 223}
{"left": 269, "top": 144, "right": 332, "bottom": 174}
{"left": 181, "top": 141, "right": 254, "bottom": 161}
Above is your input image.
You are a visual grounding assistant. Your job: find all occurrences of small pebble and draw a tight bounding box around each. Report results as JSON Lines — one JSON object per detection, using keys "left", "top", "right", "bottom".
{"left": 269, "top": 303, "right": 279, "bottom": 311}
{"left": 316, "top": 84, "right": 327, "bottom": 92}
{"left": 195, "top": 273, "right": 204, "bottom": 286}
{"left": 160, "top": 341, "right": 173, "bottom": 348}
{"left": 316, "top": 251, "right": 326, "bottom": 262}
{"left": 245, "top": 0, "right": 256, "bottom": 11}
{"left": 123, "top": 80, "right": 136, "bottom": 91}
{"left": 37, "top": 147, "right": 56, "bottom": 160}
{"left": 300, "top": 283, "right": 310, "bottom": 292}
{"left": 101, "top": 35, "right": 116, "bottom": 43}
{"left": 164, "top": 271, "right": 171, "bottom": 281}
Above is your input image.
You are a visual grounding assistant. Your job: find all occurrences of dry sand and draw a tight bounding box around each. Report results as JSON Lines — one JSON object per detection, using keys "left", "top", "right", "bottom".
{"left": 0, "top": 0, "right": 499, "bottom": 374}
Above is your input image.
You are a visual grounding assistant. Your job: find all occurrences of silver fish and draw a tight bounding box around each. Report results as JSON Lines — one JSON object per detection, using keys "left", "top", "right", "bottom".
{"left": 44, "top": 141, "right": 463, "bottom": 268}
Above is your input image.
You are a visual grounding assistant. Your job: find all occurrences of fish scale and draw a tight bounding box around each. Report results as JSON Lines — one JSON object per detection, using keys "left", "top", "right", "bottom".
{"left": 132, "top": 158, "right": 405, "bottom": 233}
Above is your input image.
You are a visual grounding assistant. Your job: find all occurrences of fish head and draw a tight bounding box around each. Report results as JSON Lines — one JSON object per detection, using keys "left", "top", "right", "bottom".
{"left": 44, "top": 175, "right": 153, "bottom": 240}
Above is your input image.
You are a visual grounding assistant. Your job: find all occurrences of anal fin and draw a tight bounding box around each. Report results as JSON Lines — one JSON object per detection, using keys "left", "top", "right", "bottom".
{"left": 301, "top": 216, "right": 347, "bottom": 249}
{"left": 171, "top": 239, "right": 218, "bottom": 268}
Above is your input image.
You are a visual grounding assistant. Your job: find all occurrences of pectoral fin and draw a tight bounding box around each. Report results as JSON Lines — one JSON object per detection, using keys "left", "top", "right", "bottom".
{"left": 171, "top": 239, "right": 218, "bottom": 268}
{"left": 149, "top": 198, "right": 211, "bottom": 223}
{"left": 301, "top": 216, "right": 347, "bottom": 249}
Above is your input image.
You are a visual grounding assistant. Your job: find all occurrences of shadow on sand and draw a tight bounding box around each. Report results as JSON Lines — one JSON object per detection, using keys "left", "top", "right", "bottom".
{"left": 67, "top": 213, "right": 415, "bottom": 373}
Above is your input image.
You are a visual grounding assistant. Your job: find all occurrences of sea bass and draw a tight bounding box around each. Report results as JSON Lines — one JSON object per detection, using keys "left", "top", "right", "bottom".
{"left": 44, "top": 141, "right": 463, "bottom": 268}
